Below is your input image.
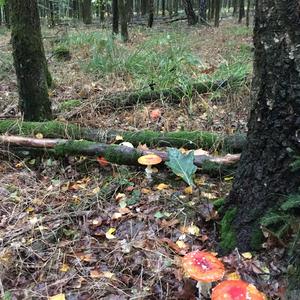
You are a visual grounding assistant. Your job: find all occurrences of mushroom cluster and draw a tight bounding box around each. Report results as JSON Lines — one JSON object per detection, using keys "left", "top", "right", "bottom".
{"left": 182, "top": 251, "right": 266, "bottom": 300}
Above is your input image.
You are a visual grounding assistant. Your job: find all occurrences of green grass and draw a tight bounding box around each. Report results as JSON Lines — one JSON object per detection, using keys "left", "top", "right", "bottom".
{"left": 87, "top": 32, "right": 203, "bottom": 90}
{"left": 225, "top": 25, "right": 252, "bottom": 37}
{"left": 0, "top": 51, "right": 13, "bottom": 80}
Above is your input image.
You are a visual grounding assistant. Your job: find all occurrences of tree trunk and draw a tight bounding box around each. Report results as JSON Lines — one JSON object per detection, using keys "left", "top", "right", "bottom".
{"left": 141, "top": 0, "right": 147, "bottom": 15}
{"left": 183, "top": 0, "right": 197, "bottom": 25}
{"left": 162, "top": 0, "right": 166, "bottom": 16}
{"left": 112, "top": 0, "right": 119, "bottom": 34}
{"left": 99, "top": 0, "right": 105, "bottom": 22}
{"left": 214, "top": 0, "right": 220, "bottom": 27}
{"left": 11, "top": 0, "right": 52, "bottom": 121}
{"left": 232, "top": 0, "right": 237, "bottom": 16}
{"left": 222, "top": 0, "right": 300, "bottom": 253}
{"left": 199, "top": 0, "right": 207, "bottom": 23}
{"left": 148, "top": 0, "right": 154, "bottom": 27}
{"left": 4, "top": 2, "right": 10, "bottom": 28}
{"left": 245, "top": 0, "right": 250, "bottom": 27}
{"left": 82, "top": 0, "right": 92, "bottom": 24}
{"left": 238, "top": 0, "right": 244, "bottom": 23}
{"left": 119, "top": 0, "right": 129, "bottom": 42}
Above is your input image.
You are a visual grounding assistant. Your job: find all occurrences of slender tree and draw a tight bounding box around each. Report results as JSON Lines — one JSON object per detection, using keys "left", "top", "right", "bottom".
{"left": 238, "top": 0, "right": 245, "bottom": 22}
{"left": 183, "top": 0, "right": 197, "bottom": 25}
{"left": 221, "top": 0, "right": 300, "bottom": 254}
{"left": 119, "top": 0, "right": 128, "bottom": 41}
{"left": 199, "top": 0, "right": 207, "bottom": 23}
{"left": 214, "top": 0, "right": 220, "bottom": 27}
{"left": 82, "top": 0, "right": 92, "bottom": 24}
{"left": 11, "top": 0, "right": 52, "bottom": 121}
{"left": 112, "top": 0, "right": 119, "bottom": 34}
{"left": 148, "top": 0, "right": 154, "bottom": 27}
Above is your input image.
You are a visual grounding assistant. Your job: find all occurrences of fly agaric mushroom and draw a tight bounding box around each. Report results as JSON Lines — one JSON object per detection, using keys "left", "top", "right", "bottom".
{"left": 182, "top": 250, "right": 225, "bottom": 299}
{"left": 137, "top": 154, "right": 162, "bottom": 180}
{"left": 211, "top": 280, "right": 266, "bottom": 300}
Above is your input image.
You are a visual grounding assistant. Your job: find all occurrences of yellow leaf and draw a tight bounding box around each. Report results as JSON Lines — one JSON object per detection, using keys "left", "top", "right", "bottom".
{"left": 224, "top": 176, "right": 234, "bottom": 181}
{"left": 60, "top": 263, "right": 70, "bottom": 272}
{"left": 49, "top": 294, "right": 65, "bottom": 300}
{"left": 176, "top": 240, "right": 187, "bottom": 249}
{"left": 105, "top": 227, "right": 116, "bottom": 239}
{"left": 184, "top": 186, "right": 193, "bottom": 195}
{"left": 90, "top": 269, "right": 102, "bottom": 278}
{"left": 242, "top": 252, "right": 253, "bottom": 259}
{"left": 141, "top": 188, "right": 151, "bottom": 194}
{"left": 115, "top": 135, "right": 124, "bottom": 141}
{"left": 102, "top": 271, "right": 115, "bottom": 279}
{"left": 92, "top": 187, "right": 100, "bottom": 194}
{"left": 156, "top": 183, "right": 169, "bottom": 190}
{"left": 35, "top": 133, "right": 43, "bottom": 139}
{"left": 26, "top": 207, "right": 35, "bottom": 213}
{"left": 226, "top": 272, "right": 241, "bottom": 280}
{"left": 181, "top": 224, "right": 200, "bottom": 236}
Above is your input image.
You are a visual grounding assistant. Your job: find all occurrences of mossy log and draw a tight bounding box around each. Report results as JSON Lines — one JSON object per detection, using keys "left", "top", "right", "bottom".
{"left": 0, "top": 120, "right": 246, "bottom": 152}
{"left": 96, "top": 77, "right": 243, "bottom": 109}
{"left": 0, "top": 135, "right": 240, "bottom": 169}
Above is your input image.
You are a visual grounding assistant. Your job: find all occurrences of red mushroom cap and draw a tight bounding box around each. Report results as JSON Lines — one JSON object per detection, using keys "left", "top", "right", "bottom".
{"left": 211, "top": 280, "right": 266, "bottom": 300}
{"left": 182, "top": 251, "right": 225, "bottom": 283}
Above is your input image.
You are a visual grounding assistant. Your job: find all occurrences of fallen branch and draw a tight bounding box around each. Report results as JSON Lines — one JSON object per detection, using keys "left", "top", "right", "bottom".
{"left": 0, "top": 120, "right": 246, "bottom": 152}
{"left": 0, "top": 135, "right": 240, "bottom": 168}
{"left": 95, "top": 76, "right": 243, "bottom": 109}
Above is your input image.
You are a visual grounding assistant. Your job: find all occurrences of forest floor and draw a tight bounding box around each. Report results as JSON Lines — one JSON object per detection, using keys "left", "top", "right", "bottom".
{"left": 0, "top": 19, "right": 285, "bottom": 299}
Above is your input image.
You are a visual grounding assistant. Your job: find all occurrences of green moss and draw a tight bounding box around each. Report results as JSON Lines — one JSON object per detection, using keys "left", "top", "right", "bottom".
{"left": 59, "top": 99, "right": 81, "bottom": 112}
{"left": 0, "top": 120, "right": 82, "bottom": 139}
{"left": 250, "top": 225, "right": 264, "bottom": 250}
{"left": 213, "top": 198, "right": 225, "bottom": 210}
{"left": 220, "top": 208, "right": 237, "bottom": 252}
{"left": 54, "top": 140, "right": 95, "bottom": 156}
{"left": 104, "top": 144, "right": 140, "bottom": 165}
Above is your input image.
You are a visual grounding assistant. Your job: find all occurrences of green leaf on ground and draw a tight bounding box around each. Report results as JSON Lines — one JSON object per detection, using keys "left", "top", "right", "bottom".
{"left": 165, "top": 148, "right": 197, "bottom": 186}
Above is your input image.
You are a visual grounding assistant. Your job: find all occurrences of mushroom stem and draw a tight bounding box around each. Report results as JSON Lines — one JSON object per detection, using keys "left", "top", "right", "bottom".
{"left": 145, "top": 165, "right": 153, "bottom": 179}
{"left": 196, "top": 282, "right": 212, "bottom": 299}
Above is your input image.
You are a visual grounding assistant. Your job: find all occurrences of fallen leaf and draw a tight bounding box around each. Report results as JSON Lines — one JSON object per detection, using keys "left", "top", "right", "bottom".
{"left": 115, "top": 193, "right": 127, "bottom": 202}
{"left": 106, "top": 227, "right": 116, "bottom": 239}
{"left": 115, "top": 135, "right": 124, "bottom": 141}
{"left": 226, "top": 272, "right": 241, "bottom": 280}
{"left": 97, "top": 156, "right": 109, "bottom": 167}
{"left": 49, "top": 294, "right": 65, "bottom": 300}
{"left": 90, "top": 269, "right": 102, "bottom": 278}
{"left": 156, "top": 183, "right": 169, "bottom": 190}
{"left": 150, "top": 108, "right": 161, "bottom": 120}
{"left": 242, "top": 252, "right": 253, "bottom": 259}
{"left": 60, "top": 263, "right": 70, "bottom": 272}
{"left": 184, "top": 186, "right": 193, "bottom": 195}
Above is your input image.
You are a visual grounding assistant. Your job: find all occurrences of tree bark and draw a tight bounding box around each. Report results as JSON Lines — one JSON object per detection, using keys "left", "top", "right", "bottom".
{"left": 148, "top": 0, "right": 154, "bottom": 27}
{"left": 182, "top": 0, "right": 197, "bottom": 25}
{"left": 112, "top": 0, "right": 119, "bottom": 34}
{"left": 238, "top": 0, "right": 244, "bottom": 23}
{"left": 11, "top": 0, "right": 52, "bottom": 121}
{"left": 199, "top": 0, "right": 207, "bottom": 23}
{"left": 222, "top": 0, "right": 300, "bottom": 253}
{"left": 119, "top": 0, "right": 129, "bottom": 41}
{"left": 245, "top": 0, "right": 250, "bottom": 27}
{"left": 214, "top": 0, "right": 220, "bottom": 27}
{"left": 4, "top": 2, "right": 10, "bottom": 28}
{"left": 82, "top": 0, "right": 92, "bottom": 24}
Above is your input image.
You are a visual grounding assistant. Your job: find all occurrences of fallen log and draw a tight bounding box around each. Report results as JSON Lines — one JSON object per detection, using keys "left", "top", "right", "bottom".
{"left": 94, "top": 76, "right": 244, "bottom": 109}
{"left": 0, "top": 135, "right": 240, "bottom": 168}
{"left": 0, "top": 120, "right": 246, "bottom": 152}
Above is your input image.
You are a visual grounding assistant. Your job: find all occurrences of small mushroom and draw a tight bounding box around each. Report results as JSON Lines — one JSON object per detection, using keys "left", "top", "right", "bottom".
{"left": 137, "top": 154, "right": 162, "bottom": 180}
{"left": 182, "top": 250, "right": 225, "bottom": 299}
{"left": 211, "top": 280, "right": 266, "bottom": 300}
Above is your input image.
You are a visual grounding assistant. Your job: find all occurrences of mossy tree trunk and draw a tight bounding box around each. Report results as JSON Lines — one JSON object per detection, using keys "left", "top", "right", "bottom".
{"left": 183, "top": 0, "right": 197, "bottom": 25}
{"left": 11, "top": 0, "right": 52, "bottom": 121}
{"left": 222, "top": 0, "right": 300, "bottom": 253}
{"left": 119, "top": 0, "right": 128, "bottom": 42}
{"left": 82, "top": 0, "right": 92, "bottom": 24}
{"left": 112, "top": 0, "right": 119, "bottom": 34}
